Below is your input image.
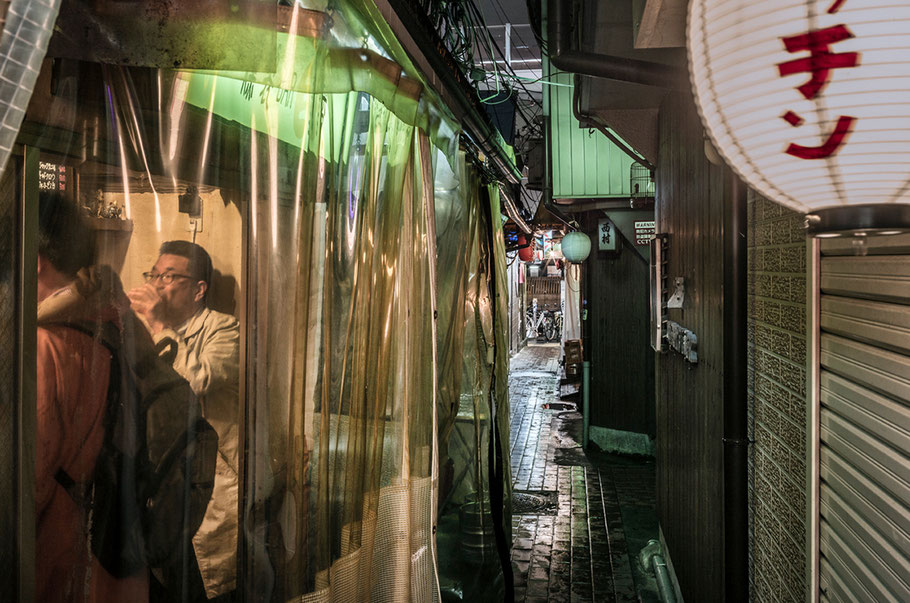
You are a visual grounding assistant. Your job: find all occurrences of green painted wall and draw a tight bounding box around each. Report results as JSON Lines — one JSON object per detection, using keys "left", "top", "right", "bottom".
{"left": 544, "top": 62, "right": 635, "bottom": 199}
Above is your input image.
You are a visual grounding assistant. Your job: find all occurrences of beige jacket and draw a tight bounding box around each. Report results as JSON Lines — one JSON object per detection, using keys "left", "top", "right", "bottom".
{"left": 154, "top": 307, "right": 240, "bottom": 599}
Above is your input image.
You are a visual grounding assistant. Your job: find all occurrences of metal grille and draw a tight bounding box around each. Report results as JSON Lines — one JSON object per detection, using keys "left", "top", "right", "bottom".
{"left": 630, "top": 163, "right": 654, "bottom": 198}
{"left": 528, "top": 277, "right": 560, "bottom": 296}
{"left": 817, "top": 238, "right": 910, "bottom": 601}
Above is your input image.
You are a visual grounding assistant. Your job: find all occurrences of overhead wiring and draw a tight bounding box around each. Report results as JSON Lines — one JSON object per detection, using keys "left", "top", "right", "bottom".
{"left": 487, "top": 0, "right": 540, "bottom": 70}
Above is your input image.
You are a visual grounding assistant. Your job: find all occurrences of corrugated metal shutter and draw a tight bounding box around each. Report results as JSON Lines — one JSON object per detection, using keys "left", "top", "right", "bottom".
{"left": 817, "top": 236, "right": 910, "bottom": 602}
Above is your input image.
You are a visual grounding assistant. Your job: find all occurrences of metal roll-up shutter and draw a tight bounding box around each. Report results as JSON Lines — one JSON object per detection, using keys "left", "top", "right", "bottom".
{"left": 817, "top": 236, "right": 910, "bottom": 602}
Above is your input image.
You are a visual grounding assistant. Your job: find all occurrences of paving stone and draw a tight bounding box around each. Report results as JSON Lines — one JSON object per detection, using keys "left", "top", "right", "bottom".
{"left": 530, "top": 555, "right": 551, "bottom": 571}
{"left": 513, "top": 537, "right": 534, "bottom": 550}
{"left": 512, "top": 548, "right": 531, "bottom": 562}
{"left": 508, "top": 343, "right": 659, "bottom": 602}
{"left": 526, "top": 579, "right": 550, "bottom": 598}
{"left": 529, "top": 565, "right": 550, "bottom": 582}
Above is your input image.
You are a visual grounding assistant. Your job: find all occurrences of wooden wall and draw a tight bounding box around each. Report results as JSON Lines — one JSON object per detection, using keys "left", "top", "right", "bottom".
{"left": 0, "top": 156, "right": 25, "bottom": 601}
{"left": 584, "top": 219, "right": 655, "bottom": 436}
{"left": 655, "top": 90, "right": 734, "bottom": 600}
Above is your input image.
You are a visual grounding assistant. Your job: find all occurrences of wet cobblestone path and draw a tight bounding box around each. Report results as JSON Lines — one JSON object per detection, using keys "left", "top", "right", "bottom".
{"left": 509, "top": 344, "right": 659, "bottom": 602}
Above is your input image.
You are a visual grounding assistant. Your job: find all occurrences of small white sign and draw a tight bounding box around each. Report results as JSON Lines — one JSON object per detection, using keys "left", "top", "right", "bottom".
{"left": 598, "top": 219, "right": 617, "bottom": 252}
{"left": 634, "top": 220, "right": 656, "bottom": 245}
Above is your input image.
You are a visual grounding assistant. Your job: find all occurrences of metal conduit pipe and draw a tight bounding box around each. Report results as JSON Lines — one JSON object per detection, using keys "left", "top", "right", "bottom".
{"left": 500, "top": 183, "right": 534, "bottom": 234}
{"left": 543, "top": 194, "right": 574, "bottom": 229}
{"left": 582, "top": 360, "right": 590, "bottom": 448}
{"left": 546, "top": 0, "right": 686, "bottom": 90}
{"left": 639, "top": 540, "right": 677, "bottom": 603}
{"left": 540, "top": 119, "right": 575, "bottom": 230}
{"left": 651, "top": 554, "right": 677, "bottom": 603}
{"left": 572, "top": 85, "right": 655, "bottom": 172}
{"left": 723, "top": 174, "right": 749, "bottom": 601}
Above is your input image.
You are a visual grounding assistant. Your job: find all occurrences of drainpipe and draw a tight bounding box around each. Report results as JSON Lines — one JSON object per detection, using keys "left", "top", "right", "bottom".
{"left": 546, "top": 0, "right": 686, "bottom": 90}
{"left": 652, "top": 554, "right": 677, "bottom": 603}
{"left": 582, "top": 360, "right": 590, "bottom": 448}
{"left": 541, "top": 112, "right": 574, "bottom": 230}
{"left": 572, "top": 82, "right": 654, "bottom": 172}
{"left": 723, "top": 174, "right": 748, "bottom": 600}
{"left": 640, "top": 540, "right": 677, "bottom": 603}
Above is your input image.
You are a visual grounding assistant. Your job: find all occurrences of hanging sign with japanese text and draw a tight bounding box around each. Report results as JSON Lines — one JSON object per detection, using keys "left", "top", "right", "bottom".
{"left": 598, "top": 219, "right": 617, "bottom": 252}
{"left": 688, "top": 1, "right": 910, "bottom": 214}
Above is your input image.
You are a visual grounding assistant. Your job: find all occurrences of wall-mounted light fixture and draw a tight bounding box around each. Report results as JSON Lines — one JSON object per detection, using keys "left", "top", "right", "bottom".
{"left": 688, "top": 1, "right": 910, "bottom": 236}
{"left": 178, "top": 184, "right": 201, "bottom": 217}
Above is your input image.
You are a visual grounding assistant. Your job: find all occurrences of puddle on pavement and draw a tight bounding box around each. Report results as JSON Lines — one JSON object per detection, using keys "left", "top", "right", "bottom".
{"left": 553, "top": 446, "right": 592, "bottom": 467}
{"left": 551, "top": 411, "right": 583, "bottom": 446}
{"left": 541, "top": 402, "right": 575, "bottom": 411}
{"left": 512, "top": 490, "right": 559, "bottom": 515}
{"left": 549, "top": 411, "right": 593, "bottom": 467}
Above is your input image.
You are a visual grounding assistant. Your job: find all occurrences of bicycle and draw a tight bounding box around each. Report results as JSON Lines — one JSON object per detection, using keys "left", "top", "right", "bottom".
{"left": 543, "top": 310, "right": 562, "bottom": 342}
{"left": 526, "top": 303, "right": 562, "bottom": 342}
{"left": 525, "top": 306, "right": 546, "bottom": 340}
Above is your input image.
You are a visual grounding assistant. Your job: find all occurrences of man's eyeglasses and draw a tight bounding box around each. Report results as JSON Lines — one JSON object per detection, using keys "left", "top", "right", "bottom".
{"left": 142, "top": 271, "right": 194, "bottom": 285}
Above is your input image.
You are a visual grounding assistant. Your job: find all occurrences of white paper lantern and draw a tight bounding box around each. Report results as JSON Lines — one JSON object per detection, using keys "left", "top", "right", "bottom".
{"left": 561, "top": 231, "right": 591, "bottom": 263}
{"left": 688, "top": 0, "right": 910, "bottom": 234}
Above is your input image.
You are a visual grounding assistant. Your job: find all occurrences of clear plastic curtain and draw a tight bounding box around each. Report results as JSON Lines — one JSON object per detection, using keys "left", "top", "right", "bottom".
{"left": 274, "top": 92, "right": 438, "bottom": 603}
{"left": 487, "top": 184, "right": 513, "bottom": 547}
{"left": 563, "top": 263, "right": 582, "bottom": 344}
{"left": 22, "top": 15, "right": 440, "bottom": 603}
{"left": 16, "top": 0, "right": 519, "bottom": 600}
{"left": 432, "top": 158, "right": 514, "bottom": 601}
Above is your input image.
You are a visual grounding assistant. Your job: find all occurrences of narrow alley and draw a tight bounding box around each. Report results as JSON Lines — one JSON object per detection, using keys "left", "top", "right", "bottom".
{"left": 509, "top": 344, "right": 661, "bottom": 602}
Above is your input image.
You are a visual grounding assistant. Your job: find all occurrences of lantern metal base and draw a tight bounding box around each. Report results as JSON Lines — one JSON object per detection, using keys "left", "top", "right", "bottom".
{"left": 805, "top": 204, "right": 910, "bottom": 237}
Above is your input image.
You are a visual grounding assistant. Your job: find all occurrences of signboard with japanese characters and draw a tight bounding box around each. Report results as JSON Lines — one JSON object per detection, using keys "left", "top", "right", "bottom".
{"left": 688, "top": 1, "right": 910, "bottom": 214}
{"left": 598, "top": 219, "right": 617, "bottom": 252}
{"left": 634, "top": 220, "right": 655, "bottom": 245}
{"left": 38, "top": 161, "right": 68, "bottom": 193}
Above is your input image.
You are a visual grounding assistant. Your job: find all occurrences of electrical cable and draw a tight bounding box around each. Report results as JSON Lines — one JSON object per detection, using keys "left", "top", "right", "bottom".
{"left": 424, "top": 0, "right": 545, "bottom": 140}
{"left": 463, "top": 0, "right": 538, "bottom": 107}
{"left": 488, "top": 0, "right": 540, "bottom": 71}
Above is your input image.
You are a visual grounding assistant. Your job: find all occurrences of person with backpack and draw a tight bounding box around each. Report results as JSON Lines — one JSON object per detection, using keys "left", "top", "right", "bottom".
{"left": 35, "top": 192, "right": 149, "bottom": 602}
{"left": 128, "top": 240, "right": 240, "bottom": 603}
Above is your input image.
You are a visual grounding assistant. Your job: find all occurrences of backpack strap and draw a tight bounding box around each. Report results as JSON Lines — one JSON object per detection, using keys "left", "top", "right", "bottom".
{"left": 54, "top": 320, "right": 122, "bottom": 357}
{"left": 51, "top": 321, "right": 123, "bottom": 501}
{"left": 53, "top": 467, "right": 92, "bottom": 507}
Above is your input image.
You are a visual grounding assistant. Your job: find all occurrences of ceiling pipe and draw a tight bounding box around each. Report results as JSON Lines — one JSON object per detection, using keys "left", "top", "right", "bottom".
{"left": 501, "top": 184, "right": 534, "bottom": 234}
{"left": 572, "top": 82, "right": 655, "bottom": 172}
{"left": 543, "top": 195, "right": 574, "bottom": 230}
{"left": 547, "top": 0, "right": 687, "bottom": 90}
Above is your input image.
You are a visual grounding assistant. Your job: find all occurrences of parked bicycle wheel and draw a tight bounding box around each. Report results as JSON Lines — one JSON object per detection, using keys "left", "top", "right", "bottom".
{"left": 541, "top": 315, "right": 556, "bottom": 342}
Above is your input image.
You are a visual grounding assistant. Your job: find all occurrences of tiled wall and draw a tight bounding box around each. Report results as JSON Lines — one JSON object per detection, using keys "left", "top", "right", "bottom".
{"left": 746, "top": 190, "right": 808, "bottom": 602}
